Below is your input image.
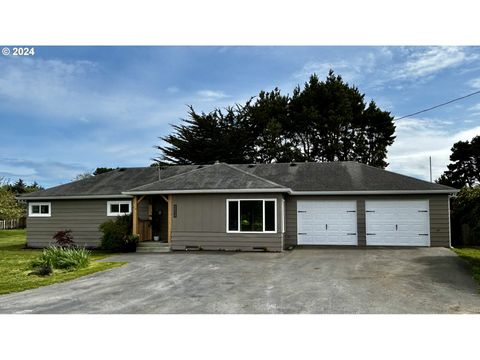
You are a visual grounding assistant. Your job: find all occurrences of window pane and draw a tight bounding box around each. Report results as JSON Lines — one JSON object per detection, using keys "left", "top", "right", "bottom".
{"left": 265, "top": 201, "right": 275, "bottom": 231}
{"left": 120, "top": 203, "right": 129, "bottom": 213}
{"left": 31, "top": 205, "right": 40, "bottom": 214}
{"left": 40, "top": 205, "right": 49, "bottom": 214}
{"left": 240, "top": 201, "right": 263, "bottom": 232}
{"left": 111, "top": 204, "right": 119, "bottom": 213}
{"left": 228, "top": 201, "right": 238, "bottom": 231}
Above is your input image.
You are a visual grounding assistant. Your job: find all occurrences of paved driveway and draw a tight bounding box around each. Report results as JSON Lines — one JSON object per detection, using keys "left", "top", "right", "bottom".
{"left": 0, "top": 248, "right": 479, "bottom": 313}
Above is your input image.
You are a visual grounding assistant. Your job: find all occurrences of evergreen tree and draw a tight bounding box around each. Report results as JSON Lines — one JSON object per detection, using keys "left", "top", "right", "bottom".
{"left": 437, "top": 135, "right": 480, "bottom": 188}
{"left": 155, "top": 71, "right": 396, "bottom": 168}
{"left": 93, "top": 167, "right": 117, "bottom": 175}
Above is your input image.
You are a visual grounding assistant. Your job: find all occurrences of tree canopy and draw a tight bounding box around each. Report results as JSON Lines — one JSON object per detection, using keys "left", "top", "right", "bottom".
{"left": 437, "top": 135, "right": 480, "bottom": 188}
{"left": 6, "top": 178, "right": 43, "bottom": 194}
{"left": 155, "top": 71, "right": 396, "bottom": 168}
{"left": 93, "top": 167, "right": 117, "bottom": 175}
{"left": 0, "top": 178, "right": 43, "bottom": 219}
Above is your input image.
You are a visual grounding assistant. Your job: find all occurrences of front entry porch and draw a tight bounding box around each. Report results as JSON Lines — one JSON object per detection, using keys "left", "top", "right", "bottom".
{"left": 131, "top": 195, "right": 172, "bottom": 244}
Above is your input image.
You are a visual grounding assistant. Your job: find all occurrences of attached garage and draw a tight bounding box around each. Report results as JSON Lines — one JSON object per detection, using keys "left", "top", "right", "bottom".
{"left": 365, "top": 200, "right": 430, "bottom": 246}
{"left": 297, "top": 200, "right": 357, "bottom": 245}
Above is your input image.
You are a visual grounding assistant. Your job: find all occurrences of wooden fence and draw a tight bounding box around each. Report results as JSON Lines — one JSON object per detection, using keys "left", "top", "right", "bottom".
{"left": 0, "top": 218, "right": 26, "bottom": 230}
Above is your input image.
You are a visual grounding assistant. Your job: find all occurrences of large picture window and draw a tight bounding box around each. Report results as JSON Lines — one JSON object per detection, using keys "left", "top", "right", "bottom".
{"left": 227, "top": 199, "right": 276, "bottom": 233}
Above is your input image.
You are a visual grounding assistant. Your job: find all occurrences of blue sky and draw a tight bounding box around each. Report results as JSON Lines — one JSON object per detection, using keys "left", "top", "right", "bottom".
{"left": 1, "top": 46, "right": 480, "bottom": 188}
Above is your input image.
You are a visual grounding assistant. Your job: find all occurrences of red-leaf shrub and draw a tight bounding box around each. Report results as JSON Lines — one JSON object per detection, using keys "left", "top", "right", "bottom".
{"left": 52, "top": 229, "right": 75, "bottom": 247}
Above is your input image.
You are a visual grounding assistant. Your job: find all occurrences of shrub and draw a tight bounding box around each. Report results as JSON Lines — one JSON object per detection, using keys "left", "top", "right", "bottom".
{"left": 124, "top": 234, "right": 139, "bottom": 252}
{"left": 29, "top": 263, "right": 53, "bottom": 276}
{"left": 52, "top": 229, "right": 75, "bottom": 247}
{"left": 30, "top": 246, "right": 91, "bottom": 272}
{"left": 451, "top": 187, "right": 480, "bottom": 245}
{"left": 99, "top": 214, "right": 137, "bottom": 252}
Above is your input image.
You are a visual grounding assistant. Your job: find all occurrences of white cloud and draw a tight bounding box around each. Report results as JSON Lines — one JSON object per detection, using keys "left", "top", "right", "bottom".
{"left": 295, "top": 47, "right": 478, "bottom": 90}
{"left": 0, "top": 157, "right": 88, "bottom": 186}
{"left": 468, "top": 77, "right": 480, "bottom": 89}
{"left": 166, "top": 86, "right": 179, "bottom": 93}
{"left": 0, "top": 58, "right": 96, "bottom": 101}
{"left": 390, "top": 47, "right": 477, "bottom": 80}
{"left": 387, "top": 117, "right": 480, "bottom": 181}
{"left": 468, "top": 103, "right": 480, "bottom": 114}
{"left": 0, "top": 57, "right": 188, "bottom": 129}
{"left": 196, "top": 89, "right": 229, "bottom": 101}
{"left": 294, "top": 50, "right": 381, "bottom": 84}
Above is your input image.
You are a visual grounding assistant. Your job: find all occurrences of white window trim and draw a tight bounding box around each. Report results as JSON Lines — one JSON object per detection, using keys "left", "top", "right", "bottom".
{"left": 226, "top": 198, "right": 277, "bottom": 234}
{"left": 29, "top": 202, "right": 51, "bottom": 217}
{"left": 107, "top": 200, "right": 132, "bottom": 216}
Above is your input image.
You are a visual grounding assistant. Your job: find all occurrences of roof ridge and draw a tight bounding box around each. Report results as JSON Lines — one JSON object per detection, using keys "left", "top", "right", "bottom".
{"left": 128, "top": 164, "right": 215, "bottom": 191}
{"left": 223, "top": 163, "right": 287, "bottom": 188}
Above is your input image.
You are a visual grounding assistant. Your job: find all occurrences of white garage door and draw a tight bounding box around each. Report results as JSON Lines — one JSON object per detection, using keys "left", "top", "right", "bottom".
{"left": 297, "top": 200, "right": 357, "bottom": 245}
{"left": 365, "top": 200, "right": 430, "bottom": 246}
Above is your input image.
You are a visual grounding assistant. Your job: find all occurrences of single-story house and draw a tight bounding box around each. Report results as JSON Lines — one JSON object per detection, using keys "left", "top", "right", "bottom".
{"left": 19, "top": 162, "right": 458, "bottom": 251}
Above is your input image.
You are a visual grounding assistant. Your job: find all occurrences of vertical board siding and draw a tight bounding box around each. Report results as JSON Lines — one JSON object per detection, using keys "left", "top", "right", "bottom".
{"left": 285, "top": 194, "right": 451, "bottom": 248}
{"left": 26, "top": 199, "right": 126, "bottom": 248}
{"left": 171, "top": 193, "right": 284, "bottom": 251}
{"left": 285, "top": 197, "right": 297, "bottom": 247}
{"left": 429, "top": 195, "right": 450, "bottom": 247}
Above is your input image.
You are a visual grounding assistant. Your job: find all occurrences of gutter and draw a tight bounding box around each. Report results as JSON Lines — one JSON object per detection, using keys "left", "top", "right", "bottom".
{"left": 17, "top": 188, "right": 459, "bottom": 200}
{"left": 289, "top": 189, "right": 459, "bottom": 195}
{"left": 16, "top": 194, "right": 133, "bottom": 201}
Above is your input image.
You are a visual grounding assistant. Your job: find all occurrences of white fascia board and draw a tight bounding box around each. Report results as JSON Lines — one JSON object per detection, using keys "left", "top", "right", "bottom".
{"left": 289, "top": 189, "right": 459, "bottom": 195}
{"left": 122, "top": 188, "right": 290, "bottom": 195}
{"left": 17, "top": 194, "right": 133, "bottom": 200}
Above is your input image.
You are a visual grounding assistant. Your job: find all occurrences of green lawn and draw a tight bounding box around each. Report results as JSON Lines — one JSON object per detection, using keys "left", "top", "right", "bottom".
{"left": 0, "top": 229, "right": 125, "bottom": 295}
{"left": 453, "top": 247, "right": 480, "bottom": 286}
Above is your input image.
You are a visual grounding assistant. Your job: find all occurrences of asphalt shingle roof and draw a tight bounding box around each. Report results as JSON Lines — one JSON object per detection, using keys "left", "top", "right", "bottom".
{"left": 235, "top": 162, "right": 454, "bottom": 192}
{"left": 127, "top": 163, "right": 287, "bottom": 192}
{"left": 20, "top": 161, "right": 456, "bottom": 199}
{"left": 20, "top": 165, "right": 199, "bottom": 198}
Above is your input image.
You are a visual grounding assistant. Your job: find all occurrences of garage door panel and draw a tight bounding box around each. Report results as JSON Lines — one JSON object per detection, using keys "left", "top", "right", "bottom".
{"left": 365, "top": 200, "right": 430, "bottom": 246}
{"left": 297, "top": 200, "right": 357, "bottom": 245}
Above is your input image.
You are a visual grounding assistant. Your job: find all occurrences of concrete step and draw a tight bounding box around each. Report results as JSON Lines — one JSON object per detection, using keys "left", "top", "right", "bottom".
{"left": 137, "top": 241, "right": 170, "bottom": 247}
{"left": 136, "top": 247, "right": 171, "bottom": 253}
{"left": 136, "top": 241, "right": 171, "bottom": 253}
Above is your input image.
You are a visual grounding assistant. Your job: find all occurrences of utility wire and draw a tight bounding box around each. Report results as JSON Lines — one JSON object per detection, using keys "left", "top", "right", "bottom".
{"left": 394, "top": 89, "right": 480, "bottom": 120}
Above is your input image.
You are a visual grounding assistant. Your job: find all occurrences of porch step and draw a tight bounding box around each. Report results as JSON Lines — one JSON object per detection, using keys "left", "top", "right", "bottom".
{"left": 136, "top": 241, "right": 171, "bottom": 253}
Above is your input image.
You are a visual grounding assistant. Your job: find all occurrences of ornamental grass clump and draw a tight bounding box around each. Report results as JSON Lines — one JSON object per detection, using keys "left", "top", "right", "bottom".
{"left": 30, "top": 246, "right": 91, "bottom": 274}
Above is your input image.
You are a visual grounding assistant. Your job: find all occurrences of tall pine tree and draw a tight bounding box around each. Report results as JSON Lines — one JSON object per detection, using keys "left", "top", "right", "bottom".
{"left": 155, "top": 71, "right": 396, "bottom": 168}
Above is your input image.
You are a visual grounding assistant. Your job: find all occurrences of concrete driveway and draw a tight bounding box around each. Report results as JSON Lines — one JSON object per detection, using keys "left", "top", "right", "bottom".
{"left": 0, "top": 248, "right": 479, "bottom": 314}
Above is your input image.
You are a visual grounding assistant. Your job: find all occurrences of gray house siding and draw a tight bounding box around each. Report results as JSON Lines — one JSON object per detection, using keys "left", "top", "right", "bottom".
{"left": 170, "top": 193, "right": 284, "bottom": 251}
{"left": 26, "top": 199, "right": 129, "bottom": 248}
{"left": 285, "top": 194, "right": 450, "bottom": 248}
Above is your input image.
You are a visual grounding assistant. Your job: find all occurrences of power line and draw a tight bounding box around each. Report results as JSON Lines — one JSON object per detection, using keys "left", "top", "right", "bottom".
{"left": 394, "top": 89, "right": 480, "bottom": 120}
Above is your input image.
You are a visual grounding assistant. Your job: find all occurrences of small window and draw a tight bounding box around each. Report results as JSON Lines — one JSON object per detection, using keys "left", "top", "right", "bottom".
{"left": 107, "top": 201, "right": 132, "bottom": 216}
{"left": 227, "top": 199, "right": 277, "bottom": 233}
{"left": 29, "top": 202, "right": 51, "bottom": 217}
